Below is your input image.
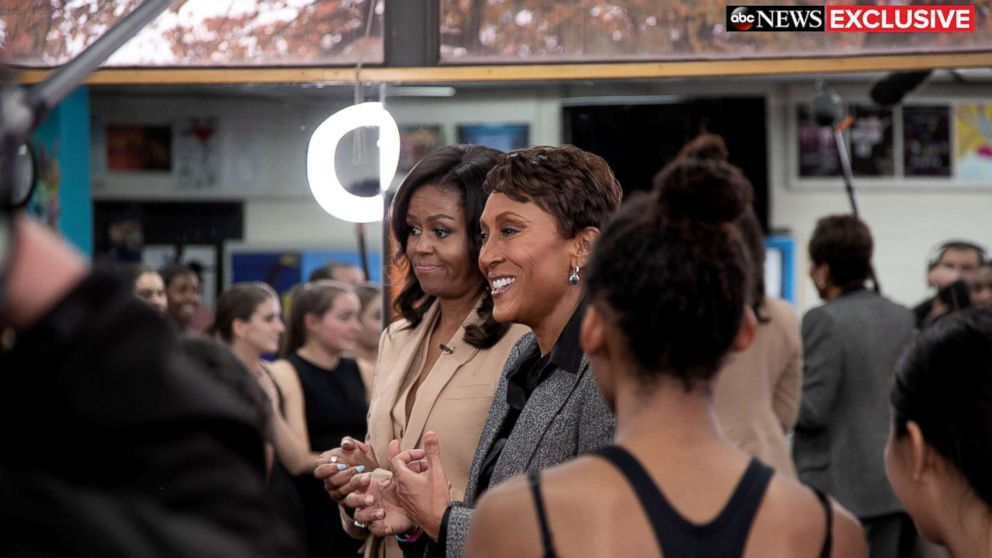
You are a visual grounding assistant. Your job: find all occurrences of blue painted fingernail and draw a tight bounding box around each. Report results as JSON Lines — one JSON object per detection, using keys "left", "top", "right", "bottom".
{"left": 337, "top": 464, "right": 347, "bottom": 471}
{"left": 356, "top": 466, "right": 366, "bottom": 473}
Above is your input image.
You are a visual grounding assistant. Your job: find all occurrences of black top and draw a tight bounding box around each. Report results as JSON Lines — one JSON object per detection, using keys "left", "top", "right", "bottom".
{"left": 288, "top": 353, "right": 367, "bottom": 451}
{"left": 527, "top": 445, "right": 832, "bottom": 558}
{"left": 287, "top": 353, "right": 368, "bottom": 558}
{"left": 475, "top": 302, "right": 586, "bottom": 497}
{"left": 0, "top": 269, "right": 296, "bottom": 556}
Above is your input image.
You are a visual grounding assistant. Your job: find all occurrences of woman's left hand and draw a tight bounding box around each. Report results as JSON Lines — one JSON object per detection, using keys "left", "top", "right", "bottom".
{"left": 389, "top": 431, "right": 452, "bottom": 541}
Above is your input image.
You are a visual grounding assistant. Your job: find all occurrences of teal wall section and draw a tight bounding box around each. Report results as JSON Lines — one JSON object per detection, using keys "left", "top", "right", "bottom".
{"left": 31, "top": 87, "right": 92, "bottom": 256}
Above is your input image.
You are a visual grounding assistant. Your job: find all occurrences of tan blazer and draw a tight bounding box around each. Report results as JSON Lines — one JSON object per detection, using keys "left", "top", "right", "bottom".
{"left": 364, "top": 297, "right": 528, "bottom": 557}
{"left": 714, "top": 296, "right": 802, "bottom": 477}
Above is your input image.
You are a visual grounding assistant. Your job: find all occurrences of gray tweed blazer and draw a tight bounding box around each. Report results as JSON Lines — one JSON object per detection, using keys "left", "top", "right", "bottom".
{"left": 431, "top": 331, "right": 615, "bottom": 558}
{"left": 793, "top": 289, "right": 915, "bottom": 518}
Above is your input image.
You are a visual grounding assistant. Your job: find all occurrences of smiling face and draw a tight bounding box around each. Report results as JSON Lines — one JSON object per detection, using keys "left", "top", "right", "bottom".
{"left": 237, "top": 296, "right": 285, "bottom": 355}
{"left": 479, "top": 192, "right": 578, "bottom": 328}
{"left": 404, "top": 184, "right": 482, "bottom": 302}
{"left": 166, "top": 272, "right": 201, "bottom": 325}
{"left": 307, "top": 291, "right": 363, "bottom": 354}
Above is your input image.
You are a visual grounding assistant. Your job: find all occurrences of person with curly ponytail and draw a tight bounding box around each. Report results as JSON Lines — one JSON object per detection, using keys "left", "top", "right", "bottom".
{"left": 465, "top": 157, "right": 867, "bottom": 558}
{"left": 313, "top": 145, "right": 528, "bottom": 558}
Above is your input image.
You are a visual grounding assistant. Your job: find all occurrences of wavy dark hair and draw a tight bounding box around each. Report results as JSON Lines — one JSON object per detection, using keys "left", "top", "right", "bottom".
{"left": 585, "top": 157, "right": 753, "bottom": 389}
{"left": 388, "top": 145, "right": 509, "bottom": 349}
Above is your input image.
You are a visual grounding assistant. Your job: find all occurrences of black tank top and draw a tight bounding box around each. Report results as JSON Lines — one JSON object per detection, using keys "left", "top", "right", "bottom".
{"left": 287, "top": 353, "right": 367, "bottom": 558}
{"left": 527, "top": 445, "right": 833, "bottom": 558}
{"left": 287, "top": 353, "right": 367, "bottom": 451}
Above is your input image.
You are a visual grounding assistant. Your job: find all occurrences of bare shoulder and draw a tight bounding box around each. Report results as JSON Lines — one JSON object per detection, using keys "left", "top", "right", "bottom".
{"left": 467, "top": 457, "right": 612, "bottom": 558}
{"left": 755, "top": 474, "right": 867, "bottom": 558}
{"left": 467, "top": 476, "right": 539, "bottom": 558}
{"left": 830, "top": 499, "right": 869, "bottom": 558}
{"left": 267, "top": 359, "right": 299, "bottom": 387}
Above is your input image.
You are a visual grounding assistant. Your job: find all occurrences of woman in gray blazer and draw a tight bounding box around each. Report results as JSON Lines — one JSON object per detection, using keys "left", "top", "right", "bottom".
{"left": 794, "top": 215, "right": 916, "bottom": 558}
{"left": 351, "top": 145, "right": 621, "bottom": 557}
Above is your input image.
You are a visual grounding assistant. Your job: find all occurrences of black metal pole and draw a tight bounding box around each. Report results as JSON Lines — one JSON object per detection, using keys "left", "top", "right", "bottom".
{"left": 832, "top": 124, "right": 881, "bottom": 293}
{"left": 356, "top": 223, "right": 370, "bottom": 282}
{"left": 27, "top": 0, "right": 176, "bottom": 128}
{"left": 832, "top": 127, "right": 860, "bottom": 219}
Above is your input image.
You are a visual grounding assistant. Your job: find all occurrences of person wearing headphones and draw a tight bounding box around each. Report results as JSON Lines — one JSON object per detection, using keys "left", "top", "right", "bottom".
{"left": 912, "top": 240, "right": 987, "bottom": 328}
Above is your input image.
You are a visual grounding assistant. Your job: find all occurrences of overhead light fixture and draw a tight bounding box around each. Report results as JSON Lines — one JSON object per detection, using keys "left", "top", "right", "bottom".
{"left": 385, "top": 86, "right": 456, "bottom": 97}
{"left": 306, "top": 102, "right": 400, "bottom": 224}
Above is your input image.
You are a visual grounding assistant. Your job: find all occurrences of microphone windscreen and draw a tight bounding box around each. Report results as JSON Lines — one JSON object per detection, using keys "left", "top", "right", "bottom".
{"left": 870, "top": 71, "right": 932, "bottom": 106}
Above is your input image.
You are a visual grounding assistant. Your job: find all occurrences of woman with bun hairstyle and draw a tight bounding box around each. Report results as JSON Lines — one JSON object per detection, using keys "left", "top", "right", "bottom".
{"left": 886, "top": 308, "right": 992, "bottom": 558}
{"left": 465, "top": 157, "right": 867, "bottom": 558}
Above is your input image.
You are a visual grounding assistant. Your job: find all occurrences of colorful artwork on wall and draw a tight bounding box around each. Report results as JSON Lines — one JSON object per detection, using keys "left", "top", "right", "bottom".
{"left": 954, "top": 103, "right": 992, "bottom": 181}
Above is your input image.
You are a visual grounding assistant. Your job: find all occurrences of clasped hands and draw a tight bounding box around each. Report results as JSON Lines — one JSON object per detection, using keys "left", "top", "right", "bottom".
{"left": 313, "top": 432, "right": 452, "bottom": 540}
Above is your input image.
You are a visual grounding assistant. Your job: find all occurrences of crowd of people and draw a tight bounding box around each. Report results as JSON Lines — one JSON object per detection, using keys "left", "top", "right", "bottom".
{"left": 4, "top": 136, "right": 992, "bottom": 558}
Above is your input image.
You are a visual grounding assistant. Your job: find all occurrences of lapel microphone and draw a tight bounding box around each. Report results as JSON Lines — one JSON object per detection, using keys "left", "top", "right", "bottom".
{"left": 439, "top": 344, "right": 454, "bottom": 354}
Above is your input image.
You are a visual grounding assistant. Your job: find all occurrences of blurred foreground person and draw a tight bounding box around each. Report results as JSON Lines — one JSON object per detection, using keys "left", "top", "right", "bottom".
{"left": 0, "top": 215, "right": 295, "bottom": 556}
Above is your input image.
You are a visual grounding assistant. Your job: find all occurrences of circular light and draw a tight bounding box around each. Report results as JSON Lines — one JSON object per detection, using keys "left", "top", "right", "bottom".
{"left": 306, "top": 102, "right": 400, "bottom": 223}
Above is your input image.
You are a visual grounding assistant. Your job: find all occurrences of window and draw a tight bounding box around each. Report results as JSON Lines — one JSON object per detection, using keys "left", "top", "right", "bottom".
{"left": 440, "top": 0, "right": 992, "bottom": 63}
{"left": 1, "top": 0, "right": 383, "bottom": 68}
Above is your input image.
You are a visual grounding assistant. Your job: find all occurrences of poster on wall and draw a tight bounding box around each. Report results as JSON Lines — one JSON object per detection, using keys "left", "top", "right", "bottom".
{"left": 954, "top": 103, "right": 992, "bottom": 180}
{"left": 849, "top": 106, "right": 894, "bottom": 176}
{"left": 797, "top": 107, "right": 841, "bottom": 177}
{"left": 106, "top": 125, "right": 172, "bottom": 171}
{"left": 457, "top": 124, "right": 529, "bottom": 152}
{"left": 176, "top": 118, "right": 221, "bottom": 189}
{"left": 399, "top": 125, "right": 444, "bottom": 172}
{"left": 903, "top": 106, "right": 952, "bottom": 177}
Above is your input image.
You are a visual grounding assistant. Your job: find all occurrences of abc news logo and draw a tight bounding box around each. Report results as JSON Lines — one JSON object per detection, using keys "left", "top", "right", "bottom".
{"left": 727, "top": 5, "right": 975, "bottom": 32}
{"left": 728, "top": 6, "right": 822, "bottom": 31}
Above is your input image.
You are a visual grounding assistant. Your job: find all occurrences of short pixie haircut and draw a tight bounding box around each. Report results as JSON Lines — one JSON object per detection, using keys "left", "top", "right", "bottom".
{"left": 484, "top": 145, "right": 623, "bottom": 237}
{"left": 809, "top": 214, "right": 873, "bottom": 291}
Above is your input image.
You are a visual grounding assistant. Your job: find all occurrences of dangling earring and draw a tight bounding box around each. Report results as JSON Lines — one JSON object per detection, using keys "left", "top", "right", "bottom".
{"left": 568, "top": 266, "right": 580, "bottom": 285}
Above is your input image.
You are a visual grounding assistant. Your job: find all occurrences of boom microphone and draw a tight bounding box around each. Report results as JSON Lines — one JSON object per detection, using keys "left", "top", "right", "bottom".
{"left": 869, "top": 70, "right": 932, "bottom": 107}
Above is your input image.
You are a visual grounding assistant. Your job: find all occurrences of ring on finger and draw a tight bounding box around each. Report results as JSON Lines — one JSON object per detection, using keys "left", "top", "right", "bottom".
{"left": 354, "top": 520, "right": 368, "bottom": 529}
{"left": 330, "top": 455, "right": 338, "bottom": 464}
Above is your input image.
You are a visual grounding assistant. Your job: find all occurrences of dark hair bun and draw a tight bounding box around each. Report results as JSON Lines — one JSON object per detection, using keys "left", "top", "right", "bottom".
{"left": 653, "top": 158, "right": 752, "bottom": 225}
{"left": 676, "top": 133, "right": 729, "bottom": 163}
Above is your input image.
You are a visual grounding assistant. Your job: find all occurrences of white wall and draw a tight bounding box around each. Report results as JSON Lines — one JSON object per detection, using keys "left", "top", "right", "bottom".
{"left": 90, "top": 88, "right": 559, "bottom": 252}
{"left": 91, "top": 79, "right": 992, "bottom": 312}
{"left": 768, "top": 81, "right": 992, "bottom": 312}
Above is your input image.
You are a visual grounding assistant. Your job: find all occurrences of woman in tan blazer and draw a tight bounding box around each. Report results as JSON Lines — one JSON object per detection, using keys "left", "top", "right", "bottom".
{"left": 314, "top": 145, "right": 527, "bottom": 558}
{"left": 714, "top": 209, "right": 802, "bottom": 476}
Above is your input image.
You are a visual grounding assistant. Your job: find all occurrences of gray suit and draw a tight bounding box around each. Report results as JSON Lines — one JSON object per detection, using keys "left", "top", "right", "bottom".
{"left": 793, "top": 289, "right": 915, "bottom": 519}
{"left": 433, "top": 332, "right": 615, "bottom": 558}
